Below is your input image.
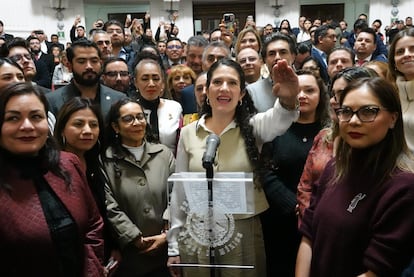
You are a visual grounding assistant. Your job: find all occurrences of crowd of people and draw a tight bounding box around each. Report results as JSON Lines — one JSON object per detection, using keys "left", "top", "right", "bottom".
{"left": 0, "top": 10, "right": 413, "bottom": 277}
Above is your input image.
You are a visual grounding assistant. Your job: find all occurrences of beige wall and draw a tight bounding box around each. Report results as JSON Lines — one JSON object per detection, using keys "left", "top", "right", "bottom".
{"left": 1, "top": 0, "right": 413, "bottom": 44}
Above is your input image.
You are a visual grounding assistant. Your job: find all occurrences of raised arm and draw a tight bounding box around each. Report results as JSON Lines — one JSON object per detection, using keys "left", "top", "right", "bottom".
{"left": 250, "top": 60, "right": 300, "bottom": 144}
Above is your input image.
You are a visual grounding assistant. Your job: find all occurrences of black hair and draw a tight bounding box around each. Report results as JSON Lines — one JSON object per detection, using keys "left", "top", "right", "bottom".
{"left": 103, "top": 20, "right": 124, "bottom": 35}
{"left": 358, "top": 28, "right": 377, "bottom": 44}
{"left": 262, "top": 32, "right": 297, "bottom": 58}
{"left": 66, "top": 39, "right": 101, "bottom": 63}
{"left": 105, "top": 98, "right": 156, "bottom": 153}
{"left": 201, "top": 58, "right": 260, "bottom": 171}
{"left": 313, "top": 24, "right": 335, "bottom": 46}
{"left": 353, "top": 19, "right": 368, "bottom": 32}
{"left": 0, "top": 57, "right": 23, "bottom": 73}
{"left": 0, "top": 37, "right": 30, "bottom": 58}
{"left": 0, "top": 82, "right": 70, "bottom": 187}
{"left": 54, "top": 97, "right": 106, "bottom": 164}
{"left": 103, "top": 57, "right": 128, "bottom": 73}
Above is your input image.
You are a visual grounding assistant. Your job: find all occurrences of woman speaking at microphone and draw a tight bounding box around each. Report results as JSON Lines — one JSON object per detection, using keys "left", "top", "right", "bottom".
{"left": 167, "top": 58, "right": 300, "bottom": 277}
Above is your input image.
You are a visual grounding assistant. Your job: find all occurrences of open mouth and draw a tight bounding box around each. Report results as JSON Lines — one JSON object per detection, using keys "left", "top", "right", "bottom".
{"left": 217, "top": 96, "right": 231, "bottom": 103}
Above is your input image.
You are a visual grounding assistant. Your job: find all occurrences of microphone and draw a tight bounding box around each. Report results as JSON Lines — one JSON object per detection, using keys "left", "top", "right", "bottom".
{"left": 202, "top": 134, "right": 220, "bottom": 168}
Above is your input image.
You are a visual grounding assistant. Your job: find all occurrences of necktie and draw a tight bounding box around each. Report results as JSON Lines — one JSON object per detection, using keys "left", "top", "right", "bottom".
{"left": 357, "top": 59, "right": 365, "bottom": 66}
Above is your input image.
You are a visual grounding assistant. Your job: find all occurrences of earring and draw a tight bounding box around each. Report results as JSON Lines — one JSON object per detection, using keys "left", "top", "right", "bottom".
{"left": 239, "top": 99, "right": 243, "bottom": 106}
{"left": 206, "top": 98, "right": 210, "bottom": 105}
{"left": 62, "top": 136, "right": 66, "bottom": 146}
{"left": 115, "top": 133, "right": 119, "bottom": 139}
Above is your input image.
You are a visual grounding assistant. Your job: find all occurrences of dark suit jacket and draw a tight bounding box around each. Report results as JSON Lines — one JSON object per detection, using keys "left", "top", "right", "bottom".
{"left": 345, "top": 32, "right": 388, "bottom": 57}
{"left": 311, "top": 47, "right": 329, "bottom": 84}
{"left": 46, "top": 81, "right": 127, "bottom": 119}
{"left": 33, "top": 59, "right": 52, "bottom": 89}
{"left": 47, "top": 42, "right": 65, "bottom": 53}
{"left": 38, "top": 52, "right": 55, "bottom": 79}
{"left": 181, "top": 84, "right": 197, "bottom": 114}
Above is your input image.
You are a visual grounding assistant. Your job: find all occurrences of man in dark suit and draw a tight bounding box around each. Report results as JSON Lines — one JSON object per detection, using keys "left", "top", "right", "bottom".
{"left": 27, "top": 36, "right": 55, "bottom": 87}
{"left": 48, "top": 34, "right": 64, "bottom": 52}
{"left": 353, "top": 28, "right": 388, "bottom": 66}
{"left": 311, "top": 25, "right": 337, "bottom": 84}
{"left": 0, "top": 20, "right": 13, "bottom": 42}
{"left": 46, "top": 40, "right": 126, "bottom": 119}
{"left": 0, "top": 37, "right": 51, "bottom": 91}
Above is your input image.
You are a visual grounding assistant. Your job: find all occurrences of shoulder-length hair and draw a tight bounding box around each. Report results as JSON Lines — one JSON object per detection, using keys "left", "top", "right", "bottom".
{"left": 166, "top": 64, "right": 196, "bottom": 100}
{"left": 296, "top": 69, "right": 330, "bottom": 128}
{"left": 234, "top": 27, "right": 262, "bottom": 55}
{"left": 335, "top": 77, "right": 413, "bottom": 185}
{"left": 54, "top": 97, "right": 105, "bottom": 165}
{"left": 0, "top": 82, "right": 70, "bottom": 186}
{"left": 389, "top": 27, "right": 414, "bottom": 80}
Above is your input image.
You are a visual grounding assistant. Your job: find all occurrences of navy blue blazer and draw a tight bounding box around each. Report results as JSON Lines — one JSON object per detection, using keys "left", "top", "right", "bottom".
{"left": 311, "top": 47, "right": 329, "bottom": 84}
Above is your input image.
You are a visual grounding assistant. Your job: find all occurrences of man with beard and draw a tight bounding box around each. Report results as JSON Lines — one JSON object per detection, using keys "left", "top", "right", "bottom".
{"left": 102, "top": 57, "right": 136, "bottom": 98}
{"left": 103, "top": 20, "right": 135, "bottom": 74}
{"left": 46, "top": 40, "right": 126, "bottom": 118}
{"left": 27, "top": 35, "right": 55, "bottom": 84}
{"left": 0, "top": 37, "right": 51, "bottom": 91}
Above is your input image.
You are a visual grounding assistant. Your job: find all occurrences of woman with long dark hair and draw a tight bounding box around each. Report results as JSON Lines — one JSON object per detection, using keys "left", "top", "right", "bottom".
{"left": 0, "top": 82, "right": 103, "bottom": 276}
{"left": 296, "top": 78, "right": 414, "bottom": 276}
{"left": 168, "top": 58, "right": 300, "bottom": 277}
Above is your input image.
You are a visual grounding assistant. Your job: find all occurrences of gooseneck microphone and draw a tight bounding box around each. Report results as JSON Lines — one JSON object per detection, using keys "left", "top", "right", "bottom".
{"left": 202, "top": 134, "right": 220, "bottom": 169}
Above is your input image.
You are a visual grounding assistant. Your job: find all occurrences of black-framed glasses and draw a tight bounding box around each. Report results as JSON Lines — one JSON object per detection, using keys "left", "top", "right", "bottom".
{"left": 120, "top": 113, "right": 146, "bottom": 124}
{"left": 105, "top": 71, "right": 129, "bottom": 78}
{"left": 9, "top": 53, "right": 32, "bottom": 62}
{"left": 335, "top": 105, "right": 383, "bottom": 122}
{"left": 166, "top": 45, "right": 182, "bottom": 50}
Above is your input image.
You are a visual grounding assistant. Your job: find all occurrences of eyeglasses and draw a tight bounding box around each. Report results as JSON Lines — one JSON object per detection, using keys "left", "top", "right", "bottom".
{"left": 120, "top": 113, "right": 146, "bottom": 124}
{"left": 335, "top": 105, "right": 383, "bottom": 122}
{"left": 238, "top": 56, "right": 258, "bottom": 65}
{"left": 105, "top": 71, "right": 129, "bottom": 78}
{"left": 9, "top": 53, "right": 32, "bottom": 62}
{"left": 167, "top": 45, "right": 182, "bottom": 50}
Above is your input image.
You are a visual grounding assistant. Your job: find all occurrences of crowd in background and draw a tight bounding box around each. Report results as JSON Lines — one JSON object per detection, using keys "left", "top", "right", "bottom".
{"left": 0, "top": 10, "right": 414, "bottom": 277}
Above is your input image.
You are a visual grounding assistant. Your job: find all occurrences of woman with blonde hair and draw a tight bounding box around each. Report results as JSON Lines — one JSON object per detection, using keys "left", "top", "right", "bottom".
{"left": 234, "top": 27, "right": 262, "bottom": 55}
{"left": 166, "top": 64, "right": 196, "bottom": 106}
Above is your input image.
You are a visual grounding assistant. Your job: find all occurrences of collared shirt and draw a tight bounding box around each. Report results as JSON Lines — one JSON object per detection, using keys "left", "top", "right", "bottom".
{"left": 313, "top": 47, "right": 327, "bottom": 66}
{"left": 355, "top": 54, "right": 372, "bottom": 67}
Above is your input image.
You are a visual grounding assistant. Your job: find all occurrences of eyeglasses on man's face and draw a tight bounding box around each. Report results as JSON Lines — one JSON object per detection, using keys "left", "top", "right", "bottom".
{"left": 9, "top": 53, "right": 32, "bottom": 62}
{"left": 105, "top": 71, "right": 129, "bottom": 78}
{"left": 167, "top": 45, "right": 182, "bottom": 50}
{"left": 120, "top": 113, "right": 146, "bottom": 124}
{"left": 335, "top": 105, "right": 384, "bottom": 122}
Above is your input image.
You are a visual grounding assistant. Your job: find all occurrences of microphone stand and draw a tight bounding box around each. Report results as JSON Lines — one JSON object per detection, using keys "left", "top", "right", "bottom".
{"left": 203, "top": 161, "right": 215, "bottom": 277}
